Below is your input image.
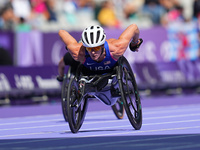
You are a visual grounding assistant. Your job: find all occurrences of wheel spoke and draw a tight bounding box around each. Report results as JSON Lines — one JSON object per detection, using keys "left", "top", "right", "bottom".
{"left": 128, "top": 100, "right": 137, "bottom": 112}
{"left": 123, "top": 67, "right": 137, "bottom": 113}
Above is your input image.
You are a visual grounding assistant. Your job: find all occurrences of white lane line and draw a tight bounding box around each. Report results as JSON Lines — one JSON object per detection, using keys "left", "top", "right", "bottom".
{"left": 0, "top": 111, "right": 116, "bottom": 125}
{"left": 0, "top": 131, "right": 62, "bottom": 138}
{"left": 1, "top": 119, "right": 200, "bottom": 137}
{"left": 0, "top": 124, "right": 67, "bottom": 131}
{"left": 0, "top": 114, "right": 62, "bottom": 121}
{"left": 0, "top": 119, "right": 62, "bottom": 126}
{"left": 143, "top": 107, "right": 200, "bottom": 115}
{"left": 1, "top": 118, "right": 200, "bottom": 132}
{"left": 1, "top": 124, "right": 200, "bottom": 138}
{"left": 0, "top": 114, "right": 114, "bottom": 126}
{"left": 1, "top": 112, "right": 200, "bottom": 126}
{"left": 0, "top": 110, "right": 112, "bottom": 121}
{"left": 1, "top": 103, "right": 200, "bottom": 121}
{"left": 142, "top": 104, "right": 200, "bottom": 111}
{"left": 84, "top": 113, "right": 200, "bottom": 124}
{"left": 143, "top": 119, "right": 200, "bottom": 126}
{"left": 0, "top": 112, "right": 200, "bottom": 127}
{"left": 79, "top": 126, "right": 200, "bottom": 138}
{"left": 145, "top": 113, "right": 200, "bottom": 120}
{"left": 0, "top": 105, "right": 200, "bottom": 125}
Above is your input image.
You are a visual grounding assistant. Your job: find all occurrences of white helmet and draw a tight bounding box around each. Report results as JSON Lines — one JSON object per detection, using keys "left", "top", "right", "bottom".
{"left": 81, "top": 25, "right": 106, "bottom": 47}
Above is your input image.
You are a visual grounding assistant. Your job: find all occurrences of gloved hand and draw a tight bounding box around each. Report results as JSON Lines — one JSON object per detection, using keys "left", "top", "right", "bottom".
{"left": 56, "top": 75, "right": 63, "bottom": 82}
{"left": 129, "top": 38, "right": 143, "bottom": 52}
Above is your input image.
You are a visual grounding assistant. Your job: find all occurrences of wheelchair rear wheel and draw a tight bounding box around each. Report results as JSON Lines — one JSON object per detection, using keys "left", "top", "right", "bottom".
{"left": 111, "top": 98, "right": 124, "bottom": 119}
{"left": 66, "top": 75, "right": 88, "bottom": 133}
{"left": 61, "top": 67, "right": 73, "bottom": 122}
{"left": 118, "top": 56, "right": 142, "bottom": 130}
{"left": 61, "top": 76, "right": 69, "bottom": 122}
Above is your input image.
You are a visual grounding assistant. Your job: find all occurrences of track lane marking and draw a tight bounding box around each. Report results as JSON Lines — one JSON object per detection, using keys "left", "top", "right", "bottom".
{"left": 1, "top": 125, "right": 200, "bottom": 138}
{"left": 79, "top": 126, "right": 200, "bottom": 138}
{"left": 2, "top": 118, "right": 200, "bottom": 131}
{"left": 1, "top": 119, "right": 200, "bottom": 138}
{"left": 1, "top": 112, "right": 200, "bottom": 126}
{"left": 1, "top": 104, "right": 200, "bottom": 121}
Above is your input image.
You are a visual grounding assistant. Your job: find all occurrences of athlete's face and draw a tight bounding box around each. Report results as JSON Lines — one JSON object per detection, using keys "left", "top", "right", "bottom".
{"left": 86, "top": 45, "right": 104, "bottom": 61}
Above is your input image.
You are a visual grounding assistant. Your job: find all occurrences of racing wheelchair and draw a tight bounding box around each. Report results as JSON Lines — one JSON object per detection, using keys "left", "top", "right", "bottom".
{"left": 61, "top": 65, "right": 124, "bottom": 122}
{"left": 61, "top": 56, "right": 142, "bottom": 133}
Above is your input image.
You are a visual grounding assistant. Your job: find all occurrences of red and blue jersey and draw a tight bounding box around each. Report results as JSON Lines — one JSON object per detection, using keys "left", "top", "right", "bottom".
{"left": 83, "top": 41, "right": 117, "bottom": 72}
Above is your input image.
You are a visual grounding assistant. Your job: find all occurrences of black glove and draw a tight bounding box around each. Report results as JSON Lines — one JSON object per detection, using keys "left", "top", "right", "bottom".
{"left": 129, "top": 38, "right": 143, "bottom": 52}
{"left": 56, "top": 75, "right": 63, "bottom": 82}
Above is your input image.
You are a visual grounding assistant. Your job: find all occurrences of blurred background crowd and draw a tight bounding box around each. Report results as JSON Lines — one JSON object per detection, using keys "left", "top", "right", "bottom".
{"left": 0, "top": 0, "right": 200, "bottom": 32}
{"left": 0, "top": 0, "right": 200, "bottom": 66}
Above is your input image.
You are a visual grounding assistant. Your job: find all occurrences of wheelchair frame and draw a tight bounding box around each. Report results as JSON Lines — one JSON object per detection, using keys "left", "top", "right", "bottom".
{"left": 61, "top": 56, "right": 142, "bottom": 133}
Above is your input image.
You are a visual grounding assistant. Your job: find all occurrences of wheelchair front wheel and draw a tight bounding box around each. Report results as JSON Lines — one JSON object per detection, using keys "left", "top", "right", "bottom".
{"left": 111, "top": 98, "right": 124, "bottom": 119}
{"left": 118, "top": 56, "right": 142, "bottom": 130}
{"left": 66, "top": 76, "right": 88, "bottom": 133}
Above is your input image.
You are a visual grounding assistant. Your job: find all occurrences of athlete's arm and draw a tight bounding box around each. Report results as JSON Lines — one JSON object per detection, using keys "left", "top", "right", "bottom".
{"left": 58, "top": 30, "right": 85, "bottom": 63}
{"left": 108, "top": 24, "right": 140, "bottom": 60}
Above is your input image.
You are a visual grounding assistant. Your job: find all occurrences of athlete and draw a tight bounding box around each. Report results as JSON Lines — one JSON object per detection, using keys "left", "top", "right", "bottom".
{"left": 57, "top": 24, "right": 142, "bottom": 81}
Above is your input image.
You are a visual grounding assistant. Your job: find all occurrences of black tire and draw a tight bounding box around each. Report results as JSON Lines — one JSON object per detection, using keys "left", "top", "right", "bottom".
{"left": 61, "top": 67, "right": 72, "bottom": 122}
{"left": 118, "top": 56, "right": 142, "bottom": 130}
{"left": 61, "top": 76, "right": 69, "bottom": 122}
{"left": 66, "top": 76, "right": 88, "bottom": 133}
{"left": 111, "top": 98, "right": 124, "bottom": 119}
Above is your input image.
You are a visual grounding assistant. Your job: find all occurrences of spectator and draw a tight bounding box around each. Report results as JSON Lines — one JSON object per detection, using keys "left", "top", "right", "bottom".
{"left": 193, "top": 0, "right": 200, "bottom": 19}
{"left": 15, "top": 17, "right": 31, "bottom": 32}
{"left": 45, "top": 0, "right": 57, "bottom": 22}
{"left": 62, "top": 0, "right": 78, "bottom": 25}
{"left": 30, "top": 0, "right": 48, "bottom": 20}
{"left": 76, "top": 0, "right": 95, "bottom": 9}
{"left": 176, "top": 0, "right": 195, "bottom": 22}
{"left": 28, "top": 0, "right": 49, "bottom": 30}
{"left": 12, "top": 0, "right": 31, "bottom": 20}
{"left": 123, "top": 0, "right": 144, "bottom": 19}
{"left": 159, "top": 0, "right": 178, "bottom": 12}
{"left": 0, "top": 3, "right": 17, "bottom": 31}
{"left": 31, "top": 0, "right": 47, "bottom": 14}
{"left": 0, "top": 0, "right": 8, "bottom": 8}
{"left": 63, "top": 0, "right": 77, "bottom": 14}
{"left": 10, "top": 0, "right": 32, "bottom": 31}
{"left": 97, "top": 0, "right": 120, "bottom": 28}
{"left": 160, "top": 0, "right": 184, "bottom": 26}
{"left": 193, "top": 0, "right": 200, "bottom": 58}
{"left": 142, "top": 0, "right": 165, "bottom": 25}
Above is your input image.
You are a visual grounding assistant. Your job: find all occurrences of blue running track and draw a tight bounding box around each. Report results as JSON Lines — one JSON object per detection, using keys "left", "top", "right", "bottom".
{"left": 0, "top": 94, "right": 200, "bottom": 150}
